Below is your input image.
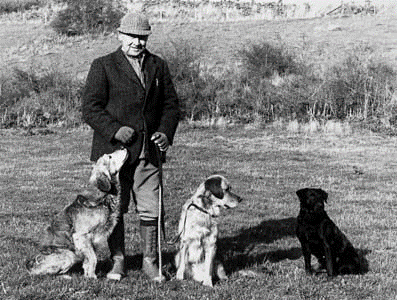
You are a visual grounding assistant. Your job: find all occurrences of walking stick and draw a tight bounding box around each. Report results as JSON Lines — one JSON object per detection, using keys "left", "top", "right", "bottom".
{"left": 156, "top": 145, "right": 164, "bottom": 281}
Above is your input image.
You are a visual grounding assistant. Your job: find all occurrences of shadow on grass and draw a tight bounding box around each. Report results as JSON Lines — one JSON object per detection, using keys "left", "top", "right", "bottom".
{"left": 217, "top": 217, "right": 300, "bottom": 274}
{"left": 215, "top": 216, "right": 371, "bottom": 276}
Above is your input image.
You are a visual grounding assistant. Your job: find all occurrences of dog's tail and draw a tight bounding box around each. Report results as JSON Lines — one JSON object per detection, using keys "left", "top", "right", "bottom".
{"left": 26, "top": 248, "right": 81, "bottom": 275}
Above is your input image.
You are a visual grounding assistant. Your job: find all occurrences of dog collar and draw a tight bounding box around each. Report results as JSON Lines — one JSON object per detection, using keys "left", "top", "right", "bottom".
{"left": 170, "top": 200, "right": 216, "bottom": 246}
{"left": 188, "top": 201, "right": 217, "bottom": 218}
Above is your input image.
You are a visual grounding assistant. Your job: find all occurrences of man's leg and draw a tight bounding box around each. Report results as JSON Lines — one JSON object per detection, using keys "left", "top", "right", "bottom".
{"left": 133, "top": 159, "right": 165, "bottom": 282}
{"left": 106, "top": 214, "right": 125, "bottom": 280}
{"left": 140, "top": 219, "right": 165, "bottom": 282}
{"left": 106, "top": 164, "right": 133, "bottom": 280}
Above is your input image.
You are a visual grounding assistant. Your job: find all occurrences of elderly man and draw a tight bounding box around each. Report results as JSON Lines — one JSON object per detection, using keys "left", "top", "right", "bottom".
{"left": 83, "top": 12, "right": 180, "bottom": 282}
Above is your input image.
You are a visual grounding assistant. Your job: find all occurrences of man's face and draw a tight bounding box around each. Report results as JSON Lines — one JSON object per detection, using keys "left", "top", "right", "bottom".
{"left": 118, "top": 32, "right": 148, "bottom": 57}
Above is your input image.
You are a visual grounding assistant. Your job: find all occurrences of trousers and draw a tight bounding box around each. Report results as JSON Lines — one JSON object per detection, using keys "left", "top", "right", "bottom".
{"left": 119, "top": 159, "right": 160, "bottom": 220}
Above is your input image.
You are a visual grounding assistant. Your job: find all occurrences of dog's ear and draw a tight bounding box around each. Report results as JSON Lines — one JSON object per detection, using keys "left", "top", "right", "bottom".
{"left": 200, "top": 190, "right": 213, "bottom": 209}
{"left": 76, "top": 194, "right": 89, "bottom": 206}
{"left": 205, "top": 176, "right": 224, "bottom": 199}
{"left": 93, "top": 172, "right": 112, "bottom": 192}
{"left": 90, "top": 161, "right": 112, "bottom": 192}
{"left": 319, "top": 189, "right": 328, "bottom": 203}
{"left": 296, "top": 188, "right": 308, "bottom": 202}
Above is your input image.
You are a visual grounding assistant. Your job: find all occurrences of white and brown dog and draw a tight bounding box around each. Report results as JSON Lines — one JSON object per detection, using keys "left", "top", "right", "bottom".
{"left": 175, "top": 175, "right": 243, "bottom": 287}
{"left": 26, "top": 148, "right": 129, "bottom": 279}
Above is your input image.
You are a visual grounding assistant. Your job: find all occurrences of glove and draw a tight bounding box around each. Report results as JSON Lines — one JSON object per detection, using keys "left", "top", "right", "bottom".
{"left": 151, "top": 132, "right": 169, "bottom": 152}
{"left": 114, "top": 126, "right": 135, "bottom": 144}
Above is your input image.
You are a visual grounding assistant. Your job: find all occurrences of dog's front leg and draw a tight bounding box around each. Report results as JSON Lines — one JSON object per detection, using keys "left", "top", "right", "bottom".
{"left": 300, "top": 241, "right": 313, "bottom": 274}
{"left": 176, "top": 243, "right": 188, "bottom": 280}
{"left": 323, "top": 241, "right": 335, "bottom": 277}
{"left": 321, "top": 223, "right": 336, "bottom": 277}
{"left": 215, "top": 260, "right": 228, "bottom": 280}
{"left": 202, "top": 243, "right": 216, "bottom": 287}
{"left": 73, "top": 233, "right": 97, "bottom": 279}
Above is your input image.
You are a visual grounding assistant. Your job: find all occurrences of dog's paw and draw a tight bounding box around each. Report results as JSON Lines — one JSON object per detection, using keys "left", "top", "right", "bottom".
{"left": 84, "top": 272, "right": 98, "bottom": 279}
{"left": 202, "top": 278, "right": 213, "bottom": 288}
{"left": 238, "top": 270, "right": 259, "bottom": 278}
{"left": 305, "top": 268, "right": 314, "bottom": 275}
{"left": 326, "top": 271, "right": 337, "bottom": 277}
{"left": 106, "top": 273, "right": 122, "bottom": 281}
{"left": 313, "top": 263, "right": 324, "bottom": 273}
{"left": 176, "top": 270, "right": 184, "bottom": 281}
{"left": 216, "top": 264, "right": 228, "bottom": 280}
{"left": 152, "top": 274, "right": 166, "bottom": 283}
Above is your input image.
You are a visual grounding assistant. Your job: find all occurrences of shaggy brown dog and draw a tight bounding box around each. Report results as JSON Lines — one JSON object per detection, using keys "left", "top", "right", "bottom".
{"left": 175, "top": 175, "right": 243, "bottom": 287}
{"left": 26, "top": 148, "right": 128, "bottom": 278}
{"left": 296, "top": 188, "right": 361, "bottom": 276}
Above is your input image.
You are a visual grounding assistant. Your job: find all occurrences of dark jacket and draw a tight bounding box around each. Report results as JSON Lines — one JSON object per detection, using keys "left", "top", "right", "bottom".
{"left": 82, "top": 47, "right": 180, "bottom": 166}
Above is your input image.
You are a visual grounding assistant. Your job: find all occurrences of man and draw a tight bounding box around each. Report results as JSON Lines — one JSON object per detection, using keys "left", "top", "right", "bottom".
{"left": 82, "top": 12, "right": 180, "bottom": 282}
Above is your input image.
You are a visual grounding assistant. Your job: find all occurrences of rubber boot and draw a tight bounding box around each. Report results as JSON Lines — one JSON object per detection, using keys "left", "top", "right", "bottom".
{"left": 106, "top": 215, "right": 125, "bottom": 281}
{"left": 140, "top": 220, "right": 165, "bottom": 282}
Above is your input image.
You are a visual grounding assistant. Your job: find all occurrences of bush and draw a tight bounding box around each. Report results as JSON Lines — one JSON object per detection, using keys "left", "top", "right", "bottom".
{"left": 238, "top": 42, "right": 302, "bottom": 80}
{"left": 164, "top": 40, "right": 224, "bottom": 121}
{"left": 235, "top": 42, "right": 397, "bottom": 124}
{"left": 233, "top": 41, "right": 312, "bottom": 122}
{"left": 0, "top": 68, "right": 83, "bottom": 128}
{"left": 165, "top": 40, "right": 316, "bottom": 123}
{"left": 324, "top": 50, "right": 396, "bottom": 120}
{"left": 50, "top": 0, "right": 124, "bottom": 35}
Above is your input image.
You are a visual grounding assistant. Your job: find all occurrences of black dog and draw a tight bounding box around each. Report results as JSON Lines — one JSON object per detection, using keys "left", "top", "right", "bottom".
{"left": 296, "top": 188, "right": 361, "bottom": 276}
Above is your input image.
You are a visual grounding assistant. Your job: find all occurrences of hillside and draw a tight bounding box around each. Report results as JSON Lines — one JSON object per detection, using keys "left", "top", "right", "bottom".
{"left": 1, "top": 13, "right": 397, "bottom": 79}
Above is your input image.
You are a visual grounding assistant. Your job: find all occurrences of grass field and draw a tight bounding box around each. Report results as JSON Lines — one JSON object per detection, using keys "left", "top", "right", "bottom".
{"left": 1, "top": 123, "right": 397, "bottom": 299}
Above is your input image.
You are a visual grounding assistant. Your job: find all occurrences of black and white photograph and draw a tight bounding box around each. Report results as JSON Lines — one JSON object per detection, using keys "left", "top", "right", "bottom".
{"left": 0, "top": 0, "right": 396, "bottom": 299}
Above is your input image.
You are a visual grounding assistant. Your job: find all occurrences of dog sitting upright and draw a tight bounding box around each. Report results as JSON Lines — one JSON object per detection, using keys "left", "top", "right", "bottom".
{"left": 296, "top": 188, "right": 361, "bottom": 276}
{"left": 26, "top": 148, "right": 129, "bottom": 279}
{"left": 175, "top": 175, "right": 243, "bottom": 287}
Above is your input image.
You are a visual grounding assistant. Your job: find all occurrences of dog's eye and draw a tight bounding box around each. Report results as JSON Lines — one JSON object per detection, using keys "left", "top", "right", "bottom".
{"left": 108, "top": 155, "right": 112, "bottom": 159}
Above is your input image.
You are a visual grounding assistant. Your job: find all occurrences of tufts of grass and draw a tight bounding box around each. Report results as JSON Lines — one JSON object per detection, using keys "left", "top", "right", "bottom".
{"left": 0, "top": 0, "right": 43, "bottom": 14}
{"left": 285, "top": 119, "right": 353, "bottom": 136}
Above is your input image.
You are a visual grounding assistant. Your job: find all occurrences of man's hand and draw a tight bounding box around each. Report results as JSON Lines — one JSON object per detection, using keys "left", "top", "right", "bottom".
{"left": 114, "top": 126, "right": 135, "bottom": 144}
{"left": 151, "top": 132, "right": 169, "bottom": 152}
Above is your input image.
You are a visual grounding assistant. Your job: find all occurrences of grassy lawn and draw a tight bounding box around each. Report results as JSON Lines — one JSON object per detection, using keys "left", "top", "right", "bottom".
{"left": 1, "top": 123, "right": 397, "bottom": 299}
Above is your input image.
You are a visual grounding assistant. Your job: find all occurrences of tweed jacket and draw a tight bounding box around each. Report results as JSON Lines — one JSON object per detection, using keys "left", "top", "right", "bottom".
{"left": 82, "top": 47, "right": 180, "bottom": 166}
